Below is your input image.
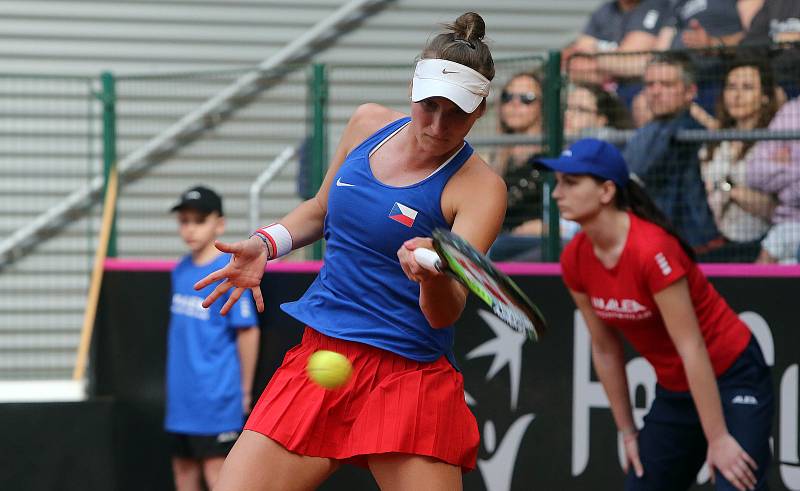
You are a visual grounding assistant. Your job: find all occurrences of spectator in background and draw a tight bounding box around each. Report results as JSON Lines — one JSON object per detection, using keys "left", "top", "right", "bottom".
{"left": 742, "top": 0, "right": 800, "bottom": 98}
{"left": 165, "top": 186, "right": 260, "bottom": 491}
{"left": 564, "top": 82, "right": 635, "bottom": 137}
{"left": 654, "top": 0, "right": 761, "bottom": 114}
{"left": 496, "top": 71, "right": 543, "bottom": 158}
{"left": 699, "top": 59, "right": 780, "bottom": 262}
{"left": 488, "top": 72, "right": 547, "bottom": 261}
{"left": 623, "top": 52, "right": 723, "bottom": 255}
{"left": 655, "top": 0, "right": 759, "bottom": 51}
{"left": 571, "top": 0, "right": 663, "bottom": 54}
{"left": 742, "top": 0, "right": 800, "bottom": 44}
{"left": 745, "top": 96, "right": 800, "bottom": 263}
{"left": 564, "top": 0, "right": 664, "bottom": 106}
{"left": 560, "top": 82, "right": 636, "bottom": 244}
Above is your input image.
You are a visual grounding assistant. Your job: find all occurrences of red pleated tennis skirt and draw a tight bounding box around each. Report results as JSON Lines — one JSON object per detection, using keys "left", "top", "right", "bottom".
{"left": 244, "top": 327, "right": 479, "bottom": 472}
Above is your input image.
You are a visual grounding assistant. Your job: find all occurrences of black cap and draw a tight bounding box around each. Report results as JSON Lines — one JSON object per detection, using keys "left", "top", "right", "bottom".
{"left": 170, "top": 185, "right": 224, "bottom": 216}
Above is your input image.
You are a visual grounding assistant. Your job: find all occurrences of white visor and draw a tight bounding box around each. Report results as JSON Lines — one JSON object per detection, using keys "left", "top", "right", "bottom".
{"left": 411, "top": 58, "right": 490, "bottom": 113}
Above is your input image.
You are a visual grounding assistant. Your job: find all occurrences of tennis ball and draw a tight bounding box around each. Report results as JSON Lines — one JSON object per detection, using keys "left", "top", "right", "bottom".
{"left": 306, "top": 350, "right": 352, "bottom": 389}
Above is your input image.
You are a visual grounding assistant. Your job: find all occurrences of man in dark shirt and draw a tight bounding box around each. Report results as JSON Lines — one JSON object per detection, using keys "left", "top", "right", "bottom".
{"left": 623, "top": 52, "right": 722, "bottom": 251}
{"left": 654, "top": 0, "right": 746, "bottom": 113}
{"left": 656, "top": 0, "right": 745, "bottom": 50}
{"left": 566, "top": 0, "right": 665, "bottom": 83}
{"left": 742, "top": 0, "right": 800, "bottom": 97}
{"left": 581, "top": 0, "right": 664, "bottom": 51}
{"left": 743, "top": 0, "right": 800, "bottom": 44}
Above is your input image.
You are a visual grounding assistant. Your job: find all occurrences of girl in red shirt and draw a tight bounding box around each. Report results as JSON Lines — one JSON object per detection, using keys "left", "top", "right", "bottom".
{"left": 536, "top": 139, "right": 773, "bottom": 491}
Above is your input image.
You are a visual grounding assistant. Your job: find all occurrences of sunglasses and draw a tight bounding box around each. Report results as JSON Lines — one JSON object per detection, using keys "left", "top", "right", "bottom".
{"left": 501, "top": 91, "right": 538, "bottom": 105}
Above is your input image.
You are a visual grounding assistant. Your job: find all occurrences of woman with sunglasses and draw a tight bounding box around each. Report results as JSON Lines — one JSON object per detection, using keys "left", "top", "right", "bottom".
{"left": 537, "top": 138, "right": 773, "bottom": 491}
{"left": 488, "top": 71, "right": 547, "bottom": 261}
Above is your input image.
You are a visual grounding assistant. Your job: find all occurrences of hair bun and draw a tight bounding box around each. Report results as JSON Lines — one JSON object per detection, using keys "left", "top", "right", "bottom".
{"left": 451, "top": 12, "right": 486, "bottom": 42}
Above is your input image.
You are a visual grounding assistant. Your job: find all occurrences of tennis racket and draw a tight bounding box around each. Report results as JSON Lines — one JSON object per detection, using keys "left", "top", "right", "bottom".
{"left": 413, "top": 228, "right": 547, "bottom": 341}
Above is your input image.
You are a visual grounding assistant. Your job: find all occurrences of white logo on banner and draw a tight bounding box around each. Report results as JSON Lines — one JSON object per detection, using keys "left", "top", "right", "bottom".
{"left": 571, "top": 310, "right": 800, "bottom": 490}
{"left": 468, "top": 311, "right": 528, "bottom": 410}
{"left": 469, "top": 310, "right": 534, "bottom": 490}
{"left": 477, "top": 416, "right": 536, "bottom": 491}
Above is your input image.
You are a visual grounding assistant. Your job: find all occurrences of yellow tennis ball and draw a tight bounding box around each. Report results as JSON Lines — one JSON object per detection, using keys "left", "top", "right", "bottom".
{"left": 306, "top": 350, "right": 352, "bottom": 389}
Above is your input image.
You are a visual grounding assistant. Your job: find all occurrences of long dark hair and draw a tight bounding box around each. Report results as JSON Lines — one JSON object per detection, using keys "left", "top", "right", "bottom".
{"left": 591, "top": 176, "right": 696, "bottom": 260}
{"left": 703, "top": 58, "right": 779, "bottom": 162}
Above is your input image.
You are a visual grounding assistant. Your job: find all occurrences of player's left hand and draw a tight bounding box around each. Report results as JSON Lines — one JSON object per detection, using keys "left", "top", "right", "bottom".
{"left": 194, "top": 237, "right": 268, "bottom": 314}
{"left": 706, "top": 432, "right": 758, "bottom": 491}
{"left": 398, "top": 237, "right": 440, "bottom": 283}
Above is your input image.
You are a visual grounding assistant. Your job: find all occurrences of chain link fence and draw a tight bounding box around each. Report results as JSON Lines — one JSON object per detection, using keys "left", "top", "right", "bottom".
{"left": 1, "top": 45, "right": 798, "bottom": 381}
{"left": 565, "top": 43, "right": 800, "bottom": 263}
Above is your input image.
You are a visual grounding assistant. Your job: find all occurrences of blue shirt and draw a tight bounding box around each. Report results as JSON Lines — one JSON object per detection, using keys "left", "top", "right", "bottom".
{"left": 623, "top": 111, "right": 721, "bottom": 248}
{"left": 282, "top": 117, "right": 472, "bottom": 362}
{"left": 164, "top": 253, "right": 258, "bottom": 435}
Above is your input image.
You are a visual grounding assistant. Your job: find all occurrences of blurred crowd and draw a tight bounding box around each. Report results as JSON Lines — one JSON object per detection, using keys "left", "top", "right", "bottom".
{"left": 487, "top": 0, "right": 800, "bottom": 264}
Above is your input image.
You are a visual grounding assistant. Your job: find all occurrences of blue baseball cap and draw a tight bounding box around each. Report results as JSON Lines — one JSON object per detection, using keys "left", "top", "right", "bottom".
{"left": 535, "top": 138, "right": 630, "bottom": 187}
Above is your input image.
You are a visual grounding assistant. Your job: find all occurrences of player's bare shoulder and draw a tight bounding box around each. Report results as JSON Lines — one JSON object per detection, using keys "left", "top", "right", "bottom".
{"left": 443, "top": 152, "right": 507, "bottom": 222}
{"left": 344, "top": 103, "right": 406, "bottom": 150}
{"left": 455, "top": 153, "right": 507, "bottom": 203}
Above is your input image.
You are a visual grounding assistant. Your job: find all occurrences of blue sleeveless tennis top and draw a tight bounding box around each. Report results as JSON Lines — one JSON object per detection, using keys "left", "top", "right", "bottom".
{"left": 281, "top": 117, "right": 473, "bottom": 362}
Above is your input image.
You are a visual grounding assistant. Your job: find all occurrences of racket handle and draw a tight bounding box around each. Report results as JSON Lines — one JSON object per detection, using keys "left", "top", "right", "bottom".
{"left": 413, "top": 248, "right": 443, "bottom": 272}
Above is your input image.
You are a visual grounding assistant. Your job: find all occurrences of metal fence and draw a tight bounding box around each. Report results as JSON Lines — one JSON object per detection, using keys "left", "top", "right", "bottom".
{"left": 111, "top": 66, "right": 309, "bottom": 260}
{"left": 309, "top": 46, "right": 800, "bottom": 264}
{"left": 0, "top": 73, "right": 100, "bottom": 381}
{"left": 0, "top": 66, "right": 311, "bottom": 383}
{"left": 1, "top": 45, "right": 799, "bottom": 382}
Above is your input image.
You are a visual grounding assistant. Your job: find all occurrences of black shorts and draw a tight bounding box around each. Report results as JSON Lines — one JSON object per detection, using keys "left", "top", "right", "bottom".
{"left": 168, "top": 431, "right": 240, "bottom": 459}
{"left": 625, "top": 336, "right": 774, "bottom": 491}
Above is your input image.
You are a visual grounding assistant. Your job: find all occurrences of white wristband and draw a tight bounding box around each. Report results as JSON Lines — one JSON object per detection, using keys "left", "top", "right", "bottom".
{"left": 254, "top": 223, "right": 292, "bottom": 260}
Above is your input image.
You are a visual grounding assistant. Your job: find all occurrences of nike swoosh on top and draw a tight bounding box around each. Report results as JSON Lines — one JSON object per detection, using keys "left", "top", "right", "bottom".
{"left": 336, "top": 177, "right": 355, "bottom": 187}
{"left": 442, "top": 68, "right": 459, "bottom": 74}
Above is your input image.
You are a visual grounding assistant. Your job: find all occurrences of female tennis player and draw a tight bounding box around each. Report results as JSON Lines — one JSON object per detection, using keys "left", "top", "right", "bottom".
{"left": 536, "top": 139, "right": 774, "bottom": 491}
{"left": 194, "top": 12, "right": 506, "bottom": 491}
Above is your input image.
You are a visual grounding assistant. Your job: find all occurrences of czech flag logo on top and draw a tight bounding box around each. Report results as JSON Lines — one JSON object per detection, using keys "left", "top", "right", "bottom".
{"left": 388, "top": 202, "right": 418, "bottom": 227}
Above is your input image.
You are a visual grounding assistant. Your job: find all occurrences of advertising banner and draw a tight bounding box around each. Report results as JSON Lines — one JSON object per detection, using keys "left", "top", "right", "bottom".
{"left": 94, "top": 264, "right": 800, "bottom": 491}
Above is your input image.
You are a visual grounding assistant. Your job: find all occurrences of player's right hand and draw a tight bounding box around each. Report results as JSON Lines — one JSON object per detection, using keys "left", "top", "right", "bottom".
{"left": 398, "top": 237, "right": 440, "bottom": 284}
{"left": 194, "top": 237, "right": 268, "bottom": 314}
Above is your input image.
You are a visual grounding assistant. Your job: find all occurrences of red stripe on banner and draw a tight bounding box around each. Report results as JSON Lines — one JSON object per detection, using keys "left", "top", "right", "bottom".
{"left": 698, "top": 264, "right": 800, "bottom": 277}
{"left": 104, "top": 258, "right": 324, "bottom": 273}
{"left": 103, "top": 259, "right": 800, "bottom": 277}
{"left": 104, "top": 259, "right": 176, "bottom": 272}
{"left": 490, "top": 262, "right": 800, "bottom": 277}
